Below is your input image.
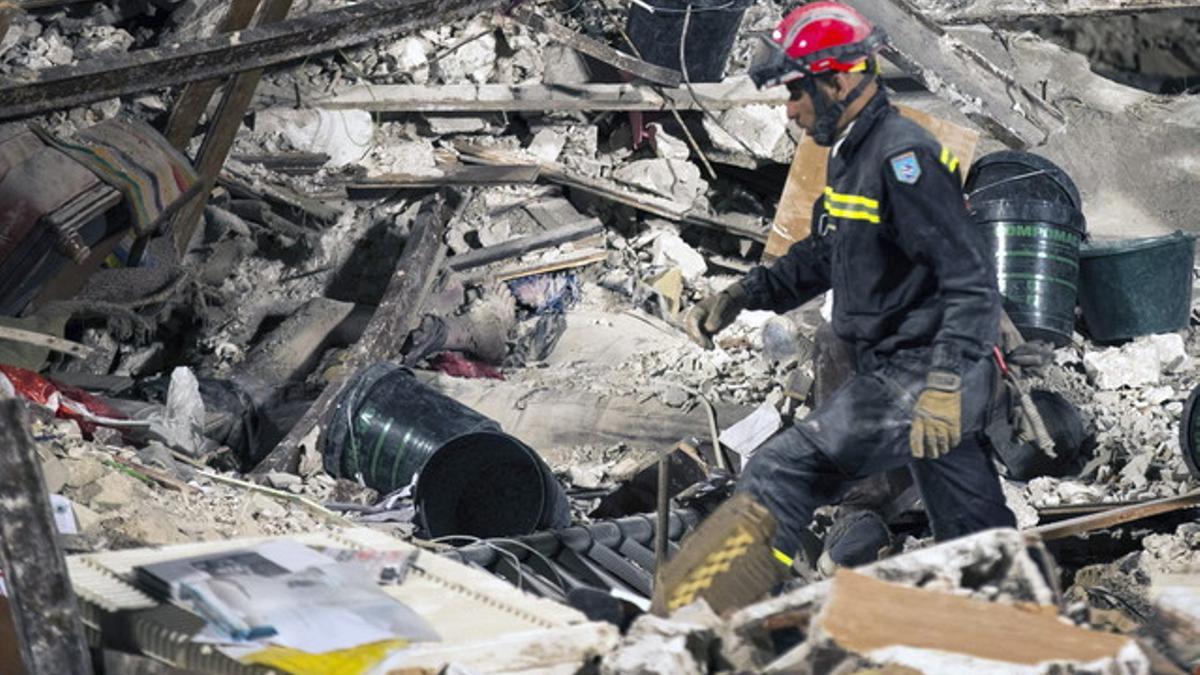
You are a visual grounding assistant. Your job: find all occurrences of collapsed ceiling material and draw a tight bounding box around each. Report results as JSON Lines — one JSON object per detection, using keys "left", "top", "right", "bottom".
{"left": 0, "top": 0, "right": 1197, "bottom": 672}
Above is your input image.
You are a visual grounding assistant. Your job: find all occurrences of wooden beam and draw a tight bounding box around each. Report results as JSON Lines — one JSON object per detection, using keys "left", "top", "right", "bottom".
{"left": 506, "top": 6, "right": 682, "bottom": 87}
{"left": 843, "top": 0, "right": 1066, "bottom": 148}
{"left": 170, "top": 0, "right": 294, "bottom": 257}
{"left": 456, "top": 144, "right": 768, "bottom": 243}
{"left": 0, "top": 400, "right": 91, "bottom": 674}
{"left": 316, "top": 78, "right": 786, "bottom": 114}
{"left": 447, "top": 219, "right": 603, "bottom": 272}
{"left": 0, "top": 325, "right": 93, "bottom": 359}
{"left": 163, "top": 0, "right": 264, "bottom": 150}
{"left": 252, "top": 192, "right": 454, "bottom": 475}
{"left": 921, "top": 0, "right": 1200, "bottom": 24}
{"left": 1030, "top": 490, "right": 1200, "bottom": 541}
{"left": 219, "top": 164, "right": 342, "bottom": 226}
{"left": 0, "top": 0, "right": 505, "bottom": 121}
{"left": 347, "top": 165, "right": 542, "bottom": 194}
{"left": 821, "top": 570, "right": 1132, "bottom": 665}
{"left": 493, "top": 248, "right": 609, "bottom": 282}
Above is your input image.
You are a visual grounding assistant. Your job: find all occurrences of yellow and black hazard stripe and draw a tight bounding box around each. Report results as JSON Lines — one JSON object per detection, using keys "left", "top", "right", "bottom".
{"left": 824, "top": 186, "right": 880, "bottom": 224}
{"left": 667, "top": 527, "right": 756, "bottom": 611}
{"left": 939, "top": 145, "right": 961, "bottom": 174}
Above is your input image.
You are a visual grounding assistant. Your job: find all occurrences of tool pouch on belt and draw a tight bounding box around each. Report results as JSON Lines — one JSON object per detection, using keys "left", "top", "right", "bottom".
{"left": 984, "top": 345, "right": 1058, "bottom": 478}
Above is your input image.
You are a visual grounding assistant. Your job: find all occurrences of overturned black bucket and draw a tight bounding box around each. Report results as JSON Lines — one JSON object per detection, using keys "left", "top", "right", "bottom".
{"left": 626, "top": 0, "right": 752, "bottom": 82}
{"left": 968, "top": 152, "right": 1087, "bottom": 347}
{"left": 1078, "top": 232, "right": 1196, "bottom": 344}
{"left": 323, "top": 363, "right": 569, "bottom": 538}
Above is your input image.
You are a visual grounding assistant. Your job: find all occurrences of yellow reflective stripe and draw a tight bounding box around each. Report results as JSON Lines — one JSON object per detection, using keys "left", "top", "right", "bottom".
{"left": 823, "top": 186, "right": 879, "bottom": 210}
{"left": 849, "top": 61, "right": 868, "bottom": 73}
{"left": 940, "top": 146, "right": 961, "bottom": 173}
{"left": 773, "top": 548, "right": 795, "bottom": 567}
{"left": 825, "top": 202, "right": 882, "bottom": 224}
{"left": 667, "top": 529, "right": 755, "bottom": 611}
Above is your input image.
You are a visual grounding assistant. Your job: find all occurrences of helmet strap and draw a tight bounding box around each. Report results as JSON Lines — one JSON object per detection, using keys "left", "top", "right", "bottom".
{"left": 804, "top": 68, "right": 876, "bottom": 147}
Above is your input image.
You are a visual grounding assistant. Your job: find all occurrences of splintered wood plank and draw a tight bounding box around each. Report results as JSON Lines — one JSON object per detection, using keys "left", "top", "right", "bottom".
{"left": 456, "top": 143, "right": 767, "bottom": 242}
{"left": 170, "top": 0, "right": 295, "bottom": 257}
{"left": 1031, "top": 490, "right": 1200, "bottom": 541}
{"left": 0, "top": 325, "right": 93, "bottom": 358}
{"left": 822, "top": 570, "right": 1132, "bottom": 665}
{"left": 163, "top": 0, "right": 264, "bottom": 150}
{"left": 315, "top": 79, "right": 786, "bottom": 113}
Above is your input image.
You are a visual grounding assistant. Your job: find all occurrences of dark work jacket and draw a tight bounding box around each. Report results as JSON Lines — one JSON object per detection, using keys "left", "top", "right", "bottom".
{"left": 742, "top": 91, "right": 1000, "bottom": 376}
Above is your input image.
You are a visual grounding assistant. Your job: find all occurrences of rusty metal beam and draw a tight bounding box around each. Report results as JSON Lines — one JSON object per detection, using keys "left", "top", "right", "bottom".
{"left": 0, "top": 0, "right": 504, "bottom": 121}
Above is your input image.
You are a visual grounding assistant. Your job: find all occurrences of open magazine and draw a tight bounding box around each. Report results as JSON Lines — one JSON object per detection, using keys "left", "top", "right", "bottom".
{"left": 135, "top": 540, "right": 439, "bottom": 653}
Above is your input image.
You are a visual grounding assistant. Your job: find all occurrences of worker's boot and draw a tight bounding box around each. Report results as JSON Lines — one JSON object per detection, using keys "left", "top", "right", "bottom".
{"left": 651, "top": 493, "right": 791, "bottom": 616}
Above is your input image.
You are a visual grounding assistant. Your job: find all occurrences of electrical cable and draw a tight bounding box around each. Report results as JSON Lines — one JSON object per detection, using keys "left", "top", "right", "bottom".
{"left": 431, "top": 535, "right": 530, "bottom": 591}
{"left": 678, "top": 4, "right": 763, "bottom": 158}
{"left": 966, "top": 169, "right": 1052, "bottom": 200}
{"left": 614, "top": 25, "right": 718, "bottom": 180}
{"left": 487, "top": 537, "right": 570, "bottom": 594}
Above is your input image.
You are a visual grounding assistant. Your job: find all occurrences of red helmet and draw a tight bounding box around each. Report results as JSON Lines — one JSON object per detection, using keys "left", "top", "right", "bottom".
{"left": 750, "top": 2, "right": 886, "bottom": 89}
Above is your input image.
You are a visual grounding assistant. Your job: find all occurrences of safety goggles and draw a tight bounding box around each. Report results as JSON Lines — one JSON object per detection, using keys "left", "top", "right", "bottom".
{"left": 747, "top": 29, "right": 888, "bottom": 90}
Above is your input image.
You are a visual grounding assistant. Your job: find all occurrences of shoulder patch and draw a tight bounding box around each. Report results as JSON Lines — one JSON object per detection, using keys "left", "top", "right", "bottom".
{"left": 890, "top": 151, "right": 921, "bottom": 185}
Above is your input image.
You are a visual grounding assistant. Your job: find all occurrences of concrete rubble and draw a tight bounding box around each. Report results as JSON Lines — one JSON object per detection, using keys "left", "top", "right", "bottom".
{"left": 0, "top": 0, "right": 1197, "bottom": 673}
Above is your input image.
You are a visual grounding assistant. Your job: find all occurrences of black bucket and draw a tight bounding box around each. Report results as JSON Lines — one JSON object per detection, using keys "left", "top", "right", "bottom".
{"left": 965, "top": 150, "right": 1083, "bottom": 211}
{"left": 973, "top": 199, "right": 1087, "bottom": 347}
{"left": 323, "top": 363, "right": 569, "bottom": 538}
{"left": 626, "top": 0, "right": 752, "bottom": 83}
{"left": 1078, "top": 232, "right": 1196, "bottom": 343}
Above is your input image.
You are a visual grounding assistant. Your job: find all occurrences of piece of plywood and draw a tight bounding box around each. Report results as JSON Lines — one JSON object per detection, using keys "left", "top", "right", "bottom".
{"left": 764, "top": 104, "right": 980, "bottom": 260}
{"left": 821, "top": 570, "right": 1132, "bottom": 666}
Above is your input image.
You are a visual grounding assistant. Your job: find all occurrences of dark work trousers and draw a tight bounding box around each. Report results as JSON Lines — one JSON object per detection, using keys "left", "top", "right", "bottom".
{"left": 738, "top": 347, "right": 1016, "bottom": 557}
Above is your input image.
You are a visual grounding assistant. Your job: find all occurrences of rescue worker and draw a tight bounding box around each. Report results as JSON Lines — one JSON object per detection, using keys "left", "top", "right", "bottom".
{"left": 651, "top": 2, "right": 1016, "bottom": 616}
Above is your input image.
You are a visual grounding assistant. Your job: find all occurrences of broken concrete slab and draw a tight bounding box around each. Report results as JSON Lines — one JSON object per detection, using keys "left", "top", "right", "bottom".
{"left": 385, "top": 35, "right": 431, "bottom": 83}
{"left": 1083, "top": 333, "right": 1189, "bottom": 390}
{"left": 363, "top": 138, "right": 440, "bottom": 177}
{"left": 542, "top": 43, "right": 591, "bottom": 85}
{"left": 424, "top": 115, "right": 494, "bottom": 136}
{"left": 729, "top": 529, "right": 1059, "bottom": 669}
{"left": 527, "top": 126, "right": 568, "bottom": 164}
{"left": 601, "top": 601, "right": 724, "bottom": 675}
{"left": 703, "top": 104, "right": 793, "bottom": 164}
{"left": 613, "top": 158, "right": 707, "bottom": 206}
{"left": 651, "top": 230, "right": 708, "bottom": 285}
{"left": 431, "top": 17, "right": 496, "bottom": 84}
{"left": 417, "top": 370, "right": 752, "bottom": 454}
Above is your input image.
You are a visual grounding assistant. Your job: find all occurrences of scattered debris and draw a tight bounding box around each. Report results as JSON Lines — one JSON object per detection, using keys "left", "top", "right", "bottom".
{"left": 0, "top": 0, "right": 1196, "bottom": 672}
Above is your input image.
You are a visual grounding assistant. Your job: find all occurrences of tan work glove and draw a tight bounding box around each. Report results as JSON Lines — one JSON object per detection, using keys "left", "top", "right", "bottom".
{"left": 685, "top": 282, "right": 748, "bottom": 349}
{"left": 910, "top": 371, "right": 962, "bottom": 460}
